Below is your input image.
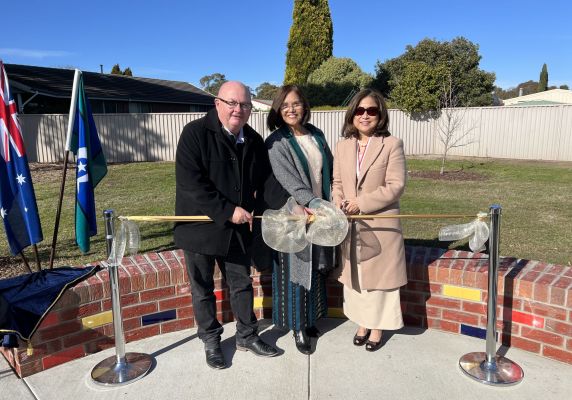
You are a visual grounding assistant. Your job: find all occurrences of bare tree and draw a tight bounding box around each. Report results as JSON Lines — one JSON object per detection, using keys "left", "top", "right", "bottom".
{"left": 436, "top": 73, "right": 478, "bottom": 175}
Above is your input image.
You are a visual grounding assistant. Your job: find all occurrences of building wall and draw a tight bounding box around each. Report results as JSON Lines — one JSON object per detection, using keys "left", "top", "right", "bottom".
{"left": 2, "top": 246, "right": 571, "bottom": 377}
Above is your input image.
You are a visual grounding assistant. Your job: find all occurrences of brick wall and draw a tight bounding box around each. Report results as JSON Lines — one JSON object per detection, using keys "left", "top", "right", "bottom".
{"left": 1, "top": 246, "right": 571, "bottom": 377}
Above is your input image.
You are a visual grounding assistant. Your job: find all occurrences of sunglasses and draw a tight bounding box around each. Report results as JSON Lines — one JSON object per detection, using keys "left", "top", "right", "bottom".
{"left": 355, "top": 107, "right": 380, "bottom": 117}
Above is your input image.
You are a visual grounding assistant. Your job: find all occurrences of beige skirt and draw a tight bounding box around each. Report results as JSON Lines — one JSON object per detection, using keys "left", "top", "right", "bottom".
{"left": 343, "top": 285, "right": 403, "bottom": 330}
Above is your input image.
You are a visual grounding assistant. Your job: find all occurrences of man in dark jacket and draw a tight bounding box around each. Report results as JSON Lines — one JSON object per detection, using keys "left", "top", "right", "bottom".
{"left": 174, "top": 81, "right": 286, "bottom": 370}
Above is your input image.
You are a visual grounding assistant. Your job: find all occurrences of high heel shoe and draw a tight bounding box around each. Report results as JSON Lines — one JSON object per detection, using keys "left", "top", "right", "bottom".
{"left": 365, "top": 335, "right": 383, "bottom": 352}
{"left": 353, "top": 329, "right": 370, "bottom": 346}
{"left": 294, "top": 330, "right": 312, "bottom": 354}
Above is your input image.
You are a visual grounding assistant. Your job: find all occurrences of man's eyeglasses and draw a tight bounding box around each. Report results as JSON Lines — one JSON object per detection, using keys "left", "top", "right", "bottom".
{"left": 354, "top": 106, "right": 380, "bottom": 117}
{"left": 280, "top": 102, "right": 303, "bottom": 111}
{"left": 216, "top": 97, "right": 253, "bottom": 111}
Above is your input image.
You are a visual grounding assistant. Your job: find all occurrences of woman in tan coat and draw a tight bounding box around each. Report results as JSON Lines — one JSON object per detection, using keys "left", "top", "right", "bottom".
{"left": 332, "top": 88, "right": 407, "bottom": 352}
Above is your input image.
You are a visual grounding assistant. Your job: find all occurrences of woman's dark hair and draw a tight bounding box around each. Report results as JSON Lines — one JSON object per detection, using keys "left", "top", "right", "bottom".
{"left": 342, "top": 88, "right": 390, "bottom": 139}
{"left": 267, "top": 85, "right": 311, "bottom": 131}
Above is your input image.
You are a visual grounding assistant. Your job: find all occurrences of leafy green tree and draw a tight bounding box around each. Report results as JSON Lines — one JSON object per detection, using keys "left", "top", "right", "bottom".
{"left": 388, "top": 62, "right": 448, "bottom": 115}
{"left": 308, "top": 57, "right": 372, "bottom": 88}
{"left": 560, "top": 84, "right": 570, "bottom": 90}
{"left": 538, "top": 63, "right": 548, "bottom": 92}
{"left": 123, "top": 67, "right": 133, "bottom": 77}
{"left": 199, "top": 73, "right": 227, "bottom": 95}
{"left": 495, "top": 80, "right": 539, "bottom": 99}
{"left": 374, "top": 37, "right": 495, "bottom": 110}
{"left": 255, "top": 82, "right": 280, "bottom": 99}
{"left": 284, "top": 0, "right": 333, "bottom": 85}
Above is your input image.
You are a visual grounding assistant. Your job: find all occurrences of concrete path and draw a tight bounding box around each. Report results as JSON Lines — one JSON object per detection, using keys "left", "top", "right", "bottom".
{"left": 1, "top": 319, "right": 570, "bottom": 400}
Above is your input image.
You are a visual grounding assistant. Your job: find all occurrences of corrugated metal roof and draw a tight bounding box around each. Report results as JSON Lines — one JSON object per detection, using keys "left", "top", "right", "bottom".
{"left": 5, "top": 63, "right": 215, "bottom": 105}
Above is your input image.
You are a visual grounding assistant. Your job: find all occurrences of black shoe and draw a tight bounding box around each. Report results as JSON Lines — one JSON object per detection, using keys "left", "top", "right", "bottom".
{"left": 305, "top": 326, "right": 321, "bottom": 338}
{"left": 353, "top": 329, "right": 370, "bottom": 346}
{"left": 205, "top": 347, "right": 227, "bottom": 369}
{"left": 236, "top": 338, "right": 279, "bottom": 357}
{"left": 365, "top": 338, "right": 383, "bottom": 352}
{"left": 294, "top": 330, "right": 312, "bottom": 354}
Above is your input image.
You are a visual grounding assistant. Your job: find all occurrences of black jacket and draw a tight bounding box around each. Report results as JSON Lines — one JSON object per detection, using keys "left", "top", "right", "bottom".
{"left": 174, "top": 109, "right": 287, "bottom": 256}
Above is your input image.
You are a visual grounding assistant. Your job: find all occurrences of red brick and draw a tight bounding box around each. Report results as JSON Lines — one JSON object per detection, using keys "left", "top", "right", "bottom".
{"left": 176, "top": 283, "right": 191, "bottom": 295}
{"left": 123, "top": 264, "right": 145, "bottom": 292}
{"left": 151, "top": 260, "right": 171, "bottom": 287}
{"left": 63, "top": 329, "right": 105, "bottom": 348}
{"left": 164, "top": 259, "right": 186, "bottom": 285}
{"left": 41, "top": 345, "right": 85, "bottom": 370}
{"left": 16, "top": 359, "right": 43, "bottom": 378}
{"left": 522, "top": 302, "right": 567, "bottom": 320}
{"left": 159, "top": 296, "right": 192, "bottom": 310}
{"left": 506, "top": 336, "right": 541, "bottom": 353}
{"left": 38, "top": 321, "right": 83, "bottom": 341}
{"left": 517, "top": 280, "right": 533, "bottom": 299}
{"left": 436, "top": 267, "right": 450, "bottom": 283}
{"left": 426, "top": 296, "right": 461, "bottom": 310}
{"left": 553, "top": 277, "right": 572, "bottom": 289}
{"left": 140, "top": 286, "right": 175, "bottom": 302}
{"left": 407, "top": 304, "right": 441, "bottom": 318}
{"left": 429, "top": 283, "right": 442, "bottom": 294}
{"left": 462, "top": 271, "right": 477, "bottom": 287}
{"left": 159, "top": 250, "right": 176, "bottom": 260}
{"left": 545, "top": 320, "right": 572, "bottom": 337}
{"left": 533, "top": 282, "right": 550, "bottom": 303}
{"left": 475, "top": 272, "right": 489, "bottom": 290}
{"left": 125, "top": 325, "right": 160, "bottom": 342}
{"left": 84, "top": 337, "right": 115, "bottom": 354}
{"left": 442, "top": 310, "right": 479, "bottom": 325}
{"left": 138, "top": 263, "right": 158, "bottom": 289}
{"left": 505, "top": 310, "right": 544, "bottom": 328}
{"left": 462, "top": 302, "right": 487, "bottom": 315}
{"left": 214, "top": 289, "right": 228, "bottom": 301}
{"left": 428, "top": 265, "right": 438, "bottom": 281}
{"left": 123, "top": 317, "right": 142, "bottom": 332}
{"left": 145, "top": 252, "right": 162, "bottom": 262}
{"left": 567, "top": 338, "right": 572, "bottom": 351}
{"left": 550, "top": 287, "right": 566, "bottom": 306}
{"left": 52, "top": 291, "right": 80, "bottom": 311}
{"left": 161, "top": 318, "right": 194, "bottom": 334}
{"left": 543, "top": 346, "right": 572, "bottom": 364}
{"left": 122, "top": 303, "right": 158, "bottom": 319}
{"left": 59, "top": 301, "right": 102, "bottom": 321}
{"left": 521, "top": 270, "right": 541, "bottom": 282}
{"left": 427, "top": 318, "right": 459, "bottom": 333}
{"left": 37, "top": 312, "right": 60, "bottom": 328}
{"left": 449, "top": 269, "right": 463, "bottom": 285}
{"left": 177, "top": 306, "right": 194, "bottom": 319}
{"left": 521, "top": 327, "right": 564, "bottom": 346}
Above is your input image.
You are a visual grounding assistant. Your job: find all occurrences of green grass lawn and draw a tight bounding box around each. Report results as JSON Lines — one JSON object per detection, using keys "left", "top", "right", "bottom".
{"left": 1, "top": 157, "right": 571, "bottom": 276}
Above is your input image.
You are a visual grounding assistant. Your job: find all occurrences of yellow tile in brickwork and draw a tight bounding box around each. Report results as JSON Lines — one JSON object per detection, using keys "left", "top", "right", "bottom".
{"left": 253, "top": 297, "right": 272, "bottom": 308}
{"left": 443, "top": 285, "right": 481, "bottom": 301}
{"left": 327, "top": 308, "right": 346, "bottom": 319}
{"left": 82, "top": 311, "right": 113, "bottom": 329}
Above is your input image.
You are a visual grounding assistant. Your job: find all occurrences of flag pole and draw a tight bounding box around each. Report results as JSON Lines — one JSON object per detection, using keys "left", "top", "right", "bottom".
{"left": 32, "top": 244, "right": 41, "bottom": 271}
{"left": 18, "top": 252, "right": 33, "bottom": 274}
{"left": 48, "top": 69, "right": 81, "bottom": 269}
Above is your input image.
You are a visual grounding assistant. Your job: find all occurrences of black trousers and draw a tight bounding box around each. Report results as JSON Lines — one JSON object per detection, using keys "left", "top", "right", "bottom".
{"left": 183, "top": 236, "right": 258, "bottom": 349}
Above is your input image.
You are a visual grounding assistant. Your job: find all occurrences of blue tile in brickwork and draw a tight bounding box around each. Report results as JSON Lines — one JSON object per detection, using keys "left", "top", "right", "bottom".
{"left": 142, "top": 309, "right": 177, "bottom": 326}
{"left": 460, "top": 324, "right": 487, "bottom": 340}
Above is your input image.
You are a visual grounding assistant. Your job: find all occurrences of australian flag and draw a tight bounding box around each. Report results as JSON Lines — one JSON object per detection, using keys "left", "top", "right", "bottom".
{"left": 67, "top": 71, "right": 107, "bottom": 253}
{"left": 0, "top": 60, "right": 43, "bottom": 255}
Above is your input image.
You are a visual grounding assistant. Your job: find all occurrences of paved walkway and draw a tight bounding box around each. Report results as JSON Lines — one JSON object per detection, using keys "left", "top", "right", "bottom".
{"left": 1, "top": 319, "right": 571, "bottom": 400}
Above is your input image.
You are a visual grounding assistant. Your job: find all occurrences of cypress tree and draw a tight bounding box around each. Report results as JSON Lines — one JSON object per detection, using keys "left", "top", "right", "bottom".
{"left": 284, "top": 0, "right": 333, "bottom": 85}
{"left": 538, "top": 63, "right": 548, "bottom": 92}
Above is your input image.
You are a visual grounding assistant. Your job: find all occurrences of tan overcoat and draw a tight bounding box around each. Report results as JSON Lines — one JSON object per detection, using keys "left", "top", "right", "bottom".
{"left": 332, "top": 135, "right": 407, "bottom": 290}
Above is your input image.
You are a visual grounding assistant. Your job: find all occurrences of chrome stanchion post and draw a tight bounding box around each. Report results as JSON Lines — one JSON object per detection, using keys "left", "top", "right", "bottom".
{"left": 103, "top": 209, "right": 114, "bottom": 257}
{"left": 91, "top": 210, "right": 153, "bottom": 386}
{"left": 459, "top": 204, "right": 524, "bottom": 386}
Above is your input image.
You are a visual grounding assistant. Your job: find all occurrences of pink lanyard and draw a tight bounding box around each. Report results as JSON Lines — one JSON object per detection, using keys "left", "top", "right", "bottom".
{"left": 356, "top": 138, "right": 371, "bottom": 176}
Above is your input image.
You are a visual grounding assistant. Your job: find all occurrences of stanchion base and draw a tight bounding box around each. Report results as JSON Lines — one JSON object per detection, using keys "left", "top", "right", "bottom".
{"left": 459, "top": 352, "right": 523, "bottom": 386}
{"left": 91, "top": 352, "right": 153, "bottom": 386}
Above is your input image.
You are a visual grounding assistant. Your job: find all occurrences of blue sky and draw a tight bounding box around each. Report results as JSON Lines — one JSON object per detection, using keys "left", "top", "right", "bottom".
{"left": 2, "top": 0, "right": 571, "bottom": 92}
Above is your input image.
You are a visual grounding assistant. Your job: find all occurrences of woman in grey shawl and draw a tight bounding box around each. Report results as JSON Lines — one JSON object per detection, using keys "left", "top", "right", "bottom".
{"left": 265, "top": 85, "right": 334, "bottom": 354}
